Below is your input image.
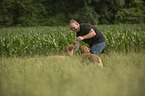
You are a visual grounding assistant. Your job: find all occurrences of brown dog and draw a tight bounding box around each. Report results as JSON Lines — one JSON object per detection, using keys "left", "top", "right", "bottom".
{"left": 80, "top": 45, "right": 103, "bottom": 67}
{"left": 27, "top": 44, "right": 74, "bottom": 60}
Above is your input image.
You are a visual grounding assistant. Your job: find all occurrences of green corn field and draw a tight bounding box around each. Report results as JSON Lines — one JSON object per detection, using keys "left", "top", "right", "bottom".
{"left": 0, "top": 24, "right": 145, "bottom": 56}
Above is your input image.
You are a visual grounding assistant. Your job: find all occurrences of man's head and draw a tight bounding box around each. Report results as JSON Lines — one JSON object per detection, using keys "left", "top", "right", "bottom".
{"left": 69, "top": 19, "right": 80, "bottom": 32}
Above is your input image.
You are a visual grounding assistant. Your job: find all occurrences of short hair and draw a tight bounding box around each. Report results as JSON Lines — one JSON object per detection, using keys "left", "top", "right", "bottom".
{"left": 68, "top": 19, "right": 79, "bottom": 25}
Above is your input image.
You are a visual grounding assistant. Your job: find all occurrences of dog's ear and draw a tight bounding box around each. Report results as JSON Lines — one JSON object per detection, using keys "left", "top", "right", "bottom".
{"left": 84, "top": 46, "right": 90, "bottom": 53}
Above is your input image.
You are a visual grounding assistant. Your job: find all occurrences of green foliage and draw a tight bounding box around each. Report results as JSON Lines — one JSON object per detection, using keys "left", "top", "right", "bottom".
{"left": 114, "top": 8, "right": 145, "bottom": 24}
{"left": 0, "top": 26, "right": 76, "bottom": 56}
{"left": 69, "top": 5, "right": 99, "bottom": 24}
{"left": 94, "top": 0, "right": 126, "bottom": 24}
{"left": 98, "top": 24, "right": 145, "bottom": 52}
{"left": 0, "top": 0, "right": 144, "bottom": 26}
{"left": 0, "top": 0, "right": 15, "bottom": 26}
{"left": 0, "top": 24, "right": 144, "bottom": 57}
{"left": 40, "top": 13, "right": 67, "bottom": 26}
{"left": 0, "top": 0, "right": 47, "bottom": 26}
{"left": 17, "top": 16, "right": 39, "bottom": 26}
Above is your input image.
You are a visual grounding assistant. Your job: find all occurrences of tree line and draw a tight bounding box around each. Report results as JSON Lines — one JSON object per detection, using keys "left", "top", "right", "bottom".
{"left": 0, "top": 0, "right": 144, "bottom": 26}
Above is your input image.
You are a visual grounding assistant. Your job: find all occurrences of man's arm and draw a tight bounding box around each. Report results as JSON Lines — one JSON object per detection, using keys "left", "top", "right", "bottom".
{"left": 73, "top": 40, "right": 81, "bottom": 53}
{"left": 77, "top": 29, "right": 96, "bottom": 41}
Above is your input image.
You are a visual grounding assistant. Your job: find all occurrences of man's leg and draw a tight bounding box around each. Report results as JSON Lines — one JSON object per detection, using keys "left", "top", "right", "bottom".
{"left": 90, "top": 42, "right": 106, "bottom": 55}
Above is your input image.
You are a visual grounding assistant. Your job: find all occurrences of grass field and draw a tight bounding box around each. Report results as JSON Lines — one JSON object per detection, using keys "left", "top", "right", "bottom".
{"left": 0, "top": 51, "right": 145, "bottom": 96}
{"left": 0, "top": 24, "right": 145, "bottom": 96}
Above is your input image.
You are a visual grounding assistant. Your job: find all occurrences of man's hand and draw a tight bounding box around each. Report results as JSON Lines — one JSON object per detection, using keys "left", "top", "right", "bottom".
{"left": 77, "top": 36, "right": 84, "bottom": 41}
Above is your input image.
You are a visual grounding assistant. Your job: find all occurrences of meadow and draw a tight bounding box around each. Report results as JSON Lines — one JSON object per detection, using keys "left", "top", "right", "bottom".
{"left": 0, "top": 24, "right": 145, "bottom": 96}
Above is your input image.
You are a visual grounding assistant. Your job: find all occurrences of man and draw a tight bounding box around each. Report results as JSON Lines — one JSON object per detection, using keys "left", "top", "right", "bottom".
{"left": 69, "top": 19, "right": 106, "bottom": 55}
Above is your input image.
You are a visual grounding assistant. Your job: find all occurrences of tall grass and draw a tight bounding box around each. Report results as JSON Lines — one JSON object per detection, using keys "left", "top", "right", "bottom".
{"left": 0, "top": 24, "right": 144, "bottom": 56}
{"left": 0, "top": 51, "right": 145, "bottom": 96}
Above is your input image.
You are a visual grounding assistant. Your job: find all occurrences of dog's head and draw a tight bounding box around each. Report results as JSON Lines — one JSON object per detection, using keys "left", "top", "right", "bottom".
{"left": 80, "top": 45, "right": 90, "bottom": 54}
{"left": 65, "top": 44, "right": 74, "bottom": 56}
{"left": 66, "top": 44, "right": 74, "bottom": 52}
